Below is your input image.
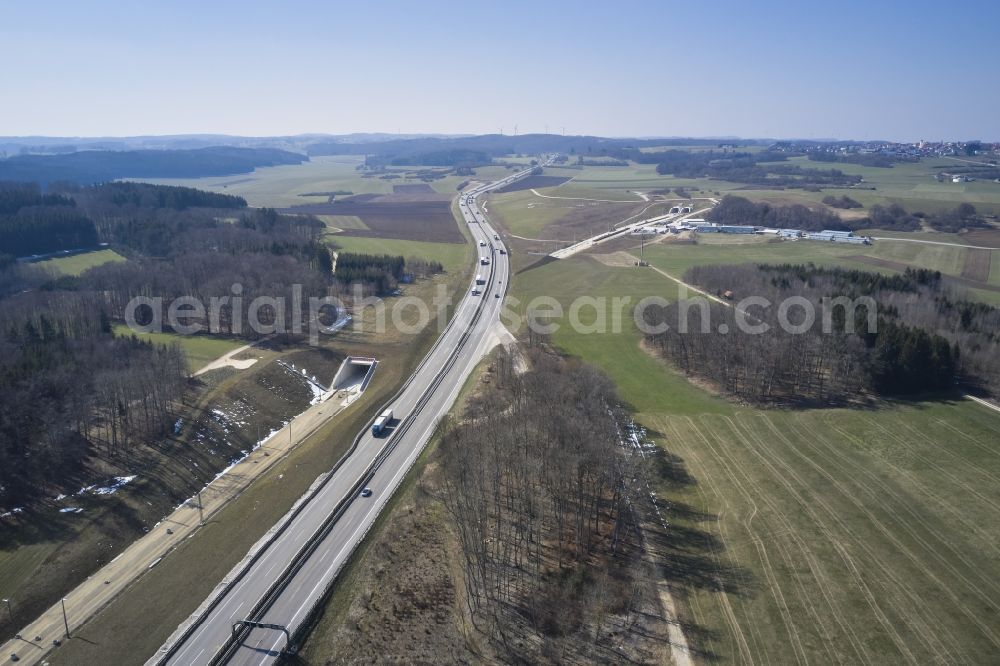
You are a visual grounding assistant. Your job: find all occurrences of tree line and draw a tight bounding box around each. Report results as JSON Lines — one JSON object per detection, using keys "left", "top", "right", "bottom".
{"left": 708, "top": 195, "right": 990, "bottom": 234}
{"left": 863, "top": 202, "right": 988, "bottom": 233}
{"left": 808, "top": 151, "right": 911, "bottom": 168}
{"left": 643, "top": 263, "right": 998, "bottom": 405}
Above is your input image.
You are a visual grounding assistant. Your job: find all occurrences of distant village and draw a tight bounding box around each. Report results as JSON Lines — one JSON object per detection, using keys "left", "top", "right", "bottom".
{"left": 768, "top": 139, "right": 999, "bottom": 161}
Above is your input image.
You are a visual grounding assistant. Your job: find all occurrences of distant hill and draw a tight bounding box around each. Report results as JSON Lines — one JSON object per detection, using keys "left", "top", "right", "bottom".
{"left": 0, "top": 146, "right": 307, "bottom": 185}
{"left": 307, "top": 133, "right": 746, "bottom": 165}
{"left": 0, "top": 133, "right": 463, "bottom": 156}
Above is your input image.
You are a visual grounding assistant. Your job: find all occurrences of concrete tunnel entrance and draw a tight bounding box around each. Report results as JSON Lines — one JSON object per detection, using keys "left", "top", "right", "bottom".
{"left": 330, "top": 356, "right": 378, "bottom": 406}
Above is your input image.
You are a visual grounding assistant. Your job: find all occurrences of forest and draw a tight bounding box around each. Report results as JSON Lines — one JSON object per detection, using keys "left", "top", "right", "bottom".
{"left": 331, "top": 251, "right": 443, "bottom": 296}
{"left": 439, "top": 349, "right": 662, "bottom": 661}
{"left": 707, "top": 195, "right": 851, "bottom": 231}
{"left": 0, "top": 293, "right": 187, "bottom": 507}
{"left": 2, "top": 180, "right": 251, "bottom": 258}
{"left": 922, "top": 203, "right": 989, "bottom": 232}
{"left": 0, "top": 205, "right": 98, "bottom": 257}
{"left": 0, "top": 146, "right": 306, "bottom": 185}
{"left": 0, "top": 181, "right": 335, "bottom": 509}
{"left": 333, "top": 252, "right": 405, "bottom": 295}
{"left": 643, "top": 264, "right": 998, "bottom": 404}
{"left": 822, "top": 194, "right": 863, "bottom": 209}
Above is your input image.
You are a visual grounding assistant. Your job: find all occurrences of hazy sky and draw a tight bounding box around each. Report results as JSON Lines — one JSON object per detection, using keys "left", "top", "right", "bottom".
{"left": 2, "top": 0, "right": 997, "bottom": 141}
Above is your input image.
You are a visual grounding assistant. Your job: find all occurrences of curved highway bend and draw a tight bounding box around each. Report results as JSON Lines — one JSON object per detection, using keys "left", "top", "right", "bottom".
{"left": 152, "top": 165, "right": 540, "bottom": 666}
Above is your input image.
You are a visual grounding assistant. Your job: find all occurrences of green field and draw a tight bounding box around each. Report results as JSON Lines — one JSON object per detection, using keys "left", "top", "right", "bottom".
{"left": 752, "top": 156, "right": 1000, "bottom": 215}
{"left": 112, "top": 324, "right": 243, "bottom": 372}
{"left": 508, "top": 253, "right": 1000, "bottom": 664}
{"left": 487, "top": 188, "right": 580, "bottom": 238}
{"left": 140, "top": 156, "right": 520, "bottom": 208}
{"left": 643, "top": 235, "right": 962, "bottom": 277}
{"left": 508, "top": 255, "right": 729, "bottom": 415}
{"left": 329, "top": 235, "right": 470, "bottom": 275}
{"left": 650, "top": 401, "right": 1000, "bottom": 665}
{"left": 34, "top": 248, "right": 126, "bottom": 276}
{"left": 525, "top": 158, "right": 1000, "bottom": 220}
{"left": 316, "top": 214, "right": 368, "bottom": 231}
{"left": 637, "top": 235, "right": 1000, "bottom": 305}
{"left": 539, "top": 163, "right": 723, "bottom": 201}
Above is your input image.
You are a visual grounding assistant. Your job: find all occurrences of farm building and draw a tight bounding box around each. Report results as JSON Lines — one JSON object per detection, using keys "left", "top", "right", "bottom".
{"left": 695, "top": 223, "right": 756, "bottom": 234}
{"left": 805, "top": 231, "right": 870, "bottom": 244}
{"left": 778, "top": 229, "right": 802, "bottom": 238}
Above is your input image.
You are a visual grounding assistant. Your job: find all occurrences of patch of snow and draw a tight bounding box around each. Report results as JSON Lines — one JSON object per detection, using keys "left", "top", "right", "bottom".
{"left": 88, "top": 475, "right": 137, "bottom": 496}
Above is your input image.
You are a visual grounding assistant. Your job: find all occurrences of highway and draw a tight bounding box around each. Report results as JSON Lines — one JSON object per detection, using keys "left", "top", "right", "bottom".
{"left": 150, "top": 165, "right": 537, "bottom": 666}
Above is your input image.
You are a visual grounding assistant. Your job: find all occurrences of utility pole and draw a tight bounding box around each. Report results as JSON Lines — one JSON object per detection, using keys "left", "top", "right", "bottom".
{"left": 61, "top": 598, "right": 70, "bottom": 638}
{"left": 2, "top": 598, "right": 12, "bottom": 624}
{"left": 197, "top": 489, "right": 205, "bottom": 526}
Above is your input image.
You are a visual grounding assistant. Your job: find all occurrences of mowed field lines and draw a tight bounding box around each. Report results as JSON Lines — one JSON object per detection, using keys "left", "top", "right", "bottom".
{"left": 647, "top": 402, "right": 1000, "bottom": 664}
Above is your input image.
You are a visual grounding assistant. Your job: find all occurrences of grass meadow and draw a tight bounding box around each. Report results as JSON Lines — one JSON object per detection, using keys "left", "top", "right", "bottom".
{"left": 33, "top": 248, "right": 126, "bottom": 276}
{"left": 112, "top": 324, "right": 244, "bottom": 372}
{"left": 328, "top": 235, "right": 470, "bottom": 274}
